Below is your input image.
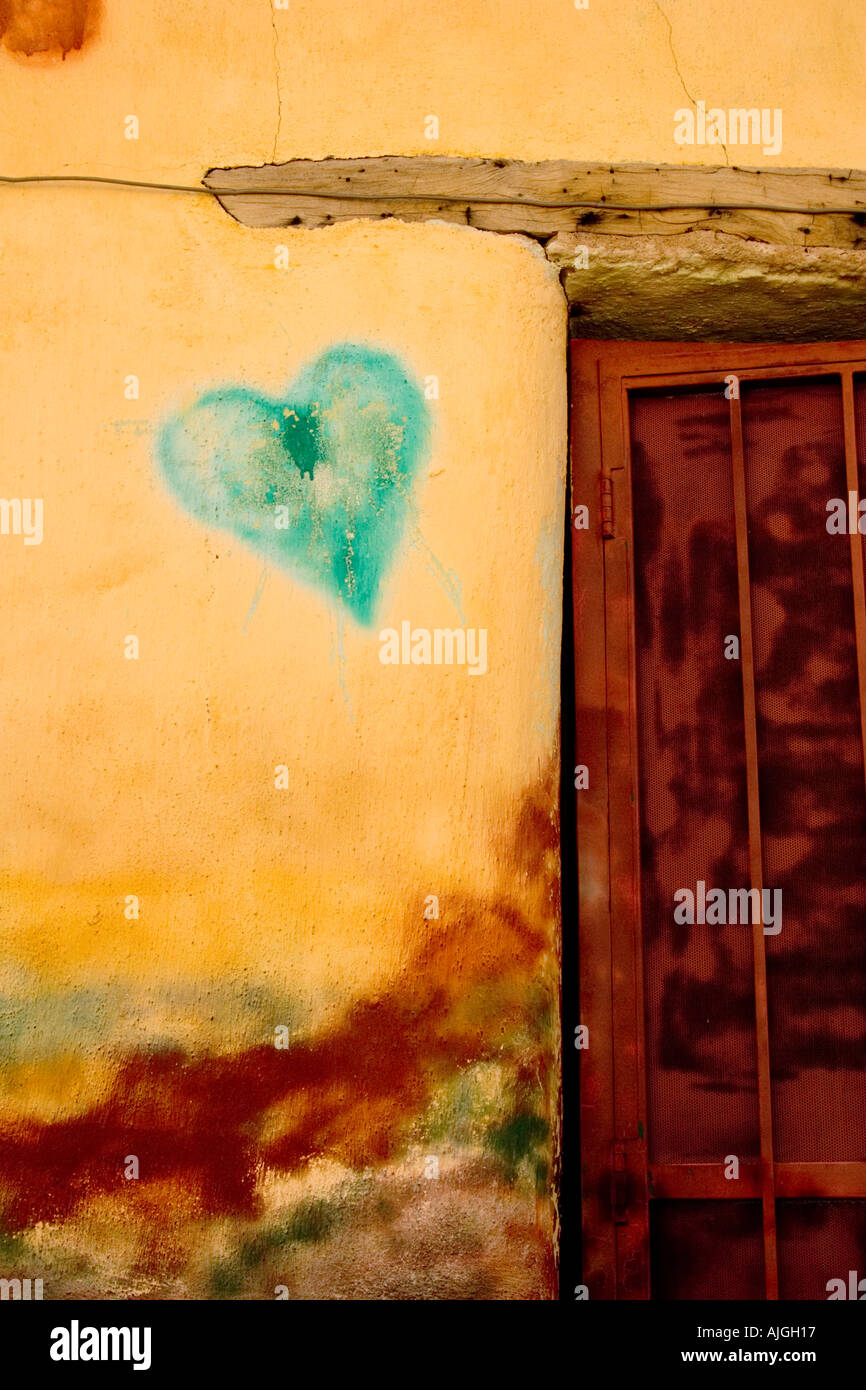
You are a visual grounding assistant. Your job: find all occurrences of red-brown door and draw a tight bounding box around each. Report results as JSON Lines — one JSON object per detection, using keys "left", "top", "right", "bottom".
{"left": 573, "top": 339, "right": 866, "bottom": 1300}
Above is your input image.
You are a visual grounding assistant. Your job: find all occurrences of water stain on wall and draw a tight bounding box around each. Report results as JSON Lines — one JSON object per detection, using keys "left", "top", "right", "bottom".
{"left": 0, "top": 0, "right": 100, "bottom": 58}
{"left": 0, "top": 771, "right": 559, "bottom": 1299}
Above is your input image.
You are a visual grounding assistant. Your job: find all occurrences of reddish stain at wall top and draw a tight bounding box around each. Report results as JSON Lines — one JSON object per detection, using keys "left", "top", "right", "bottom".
{"left": 0, "top": 0, "right": 100, "bottom": 58}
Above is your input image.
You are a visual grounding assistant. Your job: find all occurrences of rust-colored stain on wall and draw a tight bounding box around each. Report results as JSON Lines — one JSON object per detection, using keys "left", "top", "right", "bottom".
{"left": 0, "top": 779, "right": 559, "bottom": 1298}
{"left": 0, "top": 0, "right": 99, "bottom": 58}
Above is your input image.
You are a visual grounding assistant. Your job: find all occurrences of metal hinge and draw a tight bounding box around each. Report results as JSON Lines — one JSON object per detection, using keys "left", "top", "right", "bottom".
{"left": 610, "top": 1137, "right": 647, "bottom": 1224}
{"left": 601, "top": 474, "right": 615, "bottom": 539}
{"left": 611, "top": 1140, "right": 629, "bottom": 1223}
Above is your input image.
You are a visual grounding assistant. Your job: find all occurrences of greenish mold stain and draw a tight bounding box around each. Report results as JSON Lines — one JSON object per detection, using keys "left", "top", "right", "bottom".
{"left": 208, "top": 1196, "right": 345, "bottom": 1297}
{"left": 156, "top": 344, "right": 431, "bottom": 625}
{"left": 484, "top": 1111, "right": 549, "bottom": 1187}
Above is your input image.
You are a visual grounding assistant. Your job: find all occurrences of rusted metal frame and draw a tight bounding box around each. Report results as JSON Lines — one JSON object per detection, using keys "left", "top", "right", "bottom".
{"left": 729, "top": 391, "right": 779, "bottom": 1301}
{"left": 840, "top": 370, "right": 866, "bottom": 806}
{"left": 622, "top": 362, "right": 866, "bottom": 392}
{"left": 776, "top": 1163, "right": 866, "bottom": 1197}
{"left": 651, "top": 1161, "right": 866, "bottom": 1199}
{"left": 575, "top": 339, "right": 866, "bottom": 382}
{"left": 573, "top": 338, "right": 866, "bottom": 1302}
{"left": 651, "top": 1162, "right": 762, "bottom": 1199}
{"left": 598, "top": 362, "right": 650, "bottom": 1298}
{"left": 571, "top": 343, "right": 617, "bottom": 1298}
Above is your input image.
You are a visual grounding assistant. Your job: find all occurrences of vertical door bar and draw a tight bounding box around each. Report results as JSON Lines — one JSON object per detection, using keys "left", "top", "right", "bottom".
{"left": 840, "top": 370, "right": 866, "bottom": 802}
{"left": 729, "top": 393, "right": 779, "bottom": 1300}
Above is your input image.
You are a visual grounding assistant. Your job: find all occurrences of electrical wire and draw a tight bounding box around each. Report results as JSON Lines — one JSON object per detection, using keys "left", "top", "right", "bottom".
{"left": 0, "top": 171, "right": 862, "bottom": 216}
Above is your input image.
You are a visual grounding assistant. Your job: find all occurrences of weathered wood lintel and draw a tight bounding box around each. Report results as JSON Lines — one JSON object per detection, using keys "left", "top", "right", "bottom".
{"left": 204, "top": 157, "right": 866, "bottom": 250}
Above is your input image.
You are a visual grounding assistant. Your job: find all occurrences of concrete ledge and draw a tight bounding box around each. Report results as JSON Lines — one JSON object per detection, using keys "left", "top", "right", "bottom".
{"left": 548, "top": 230, "right": 866, "bottom": 340}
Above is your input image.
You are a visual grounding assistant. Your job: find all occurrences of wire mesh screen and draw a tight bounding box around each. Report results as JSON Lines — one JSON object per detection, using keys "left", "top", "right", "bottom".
{"left": 777, "top": 1201, "right": 866, "bottom": 1300}
{"left": 629, "top": 366, "right": 866, "bottom": 1299}
{"left": 650, "top": 1201, "right": 765, "bottom": 1299}
{"left": 630, "top": 388, "right": 760, "bottom": 1163}
{"left": 741, "top": 379, "right": 866, "bottom": 1162}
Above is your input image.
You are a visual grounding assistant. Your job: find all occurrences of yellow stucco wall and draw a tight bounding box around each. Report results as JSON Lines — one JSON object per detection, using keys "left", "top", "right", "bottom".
{"left": 1, "top": 0, "right": 862, "bottom": 174}
{"left": 0, "top": 191, "right": 565, "bottom": 1033}
{"left": 0, "top": 177, "right": 565, "bottom": 1297}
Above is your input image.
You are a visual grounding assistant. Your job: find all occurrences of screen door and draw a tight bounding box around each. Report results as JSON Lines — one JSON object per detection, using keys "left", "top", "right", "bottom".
{"left": 572, "top": 339, "right": 866, "bottom": 1300}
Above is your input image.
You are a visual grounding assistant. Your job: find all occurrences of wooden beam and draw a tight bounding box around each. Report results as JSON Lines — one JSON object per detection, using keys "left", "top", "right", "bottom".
{"left": 203, "top": 157, "right": 866, "bottom": 248}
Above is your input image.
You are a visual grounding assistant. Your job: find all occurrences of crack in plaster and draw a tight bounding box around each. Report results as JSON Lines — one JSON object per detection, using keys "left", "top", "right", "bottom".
{"left": 269, "top": 3, "right": 283, "bottom": 165}
{"left": 651, "top": 0, "right": 730, "bottom": 166}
